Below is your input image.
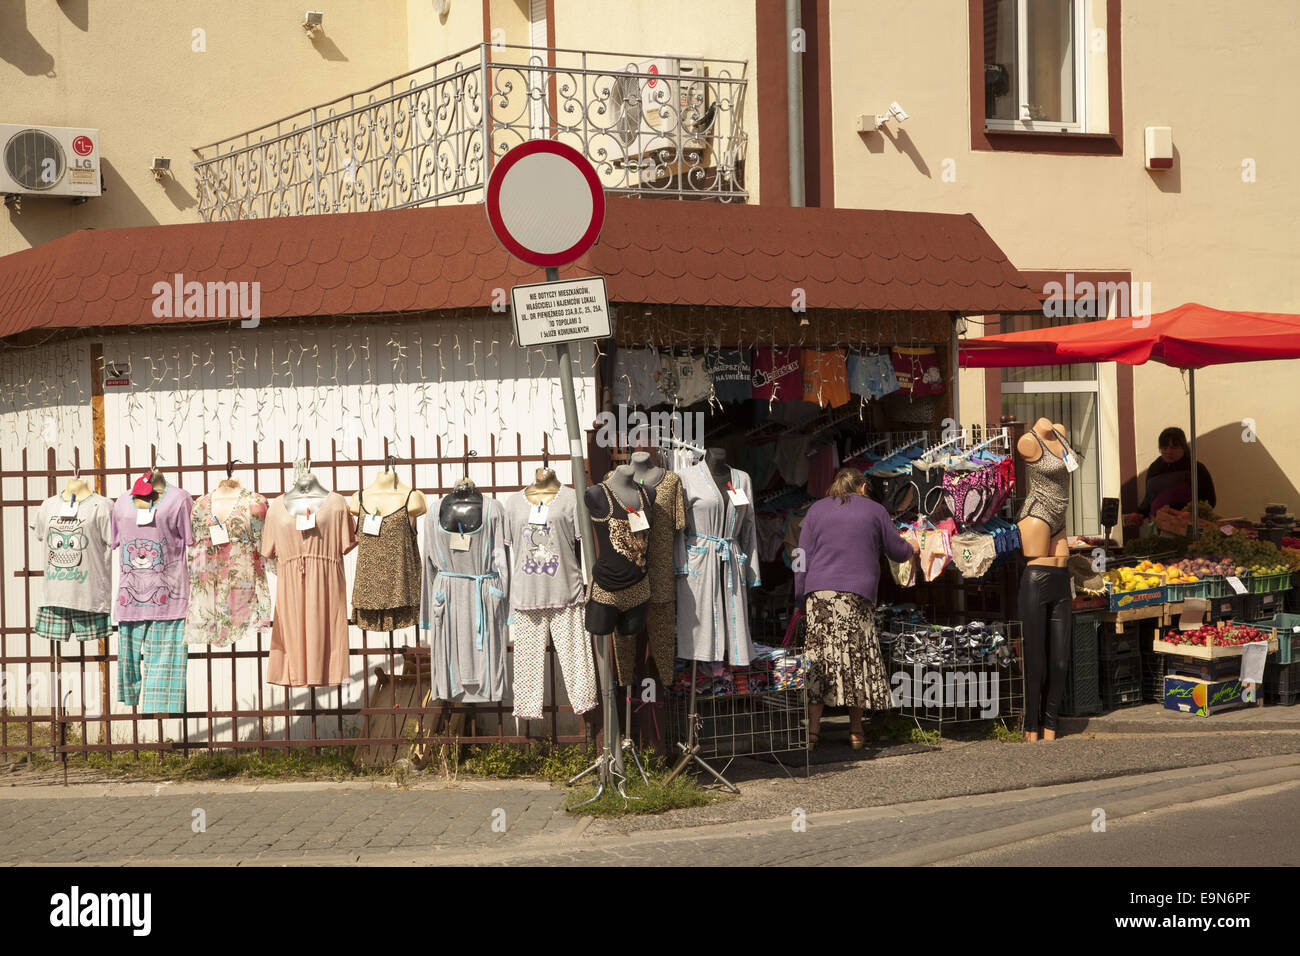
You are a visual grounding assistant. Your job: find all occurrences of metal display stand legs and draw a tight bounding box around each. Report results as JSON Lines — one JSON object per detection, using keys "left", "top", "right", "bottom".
{"left": 663, "top": 659, "right": 740, "bottom": 794}
{"left": 566, "top": 632, "right": 631, "bottom": 808}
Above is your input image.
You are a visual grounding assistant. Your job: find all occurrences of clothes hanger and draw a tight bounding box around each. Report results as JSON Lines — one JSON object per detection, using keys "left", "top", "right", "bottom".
{"left": 454, "top": 449, "right": 478, "bottom": 492}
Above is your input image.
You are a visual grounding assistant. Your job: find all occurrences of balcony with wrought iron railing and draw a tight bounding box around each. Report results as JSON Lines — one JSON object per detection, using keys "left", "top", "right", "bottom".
{"left": 193, "top": 44, "right": 748, "bottom": 221}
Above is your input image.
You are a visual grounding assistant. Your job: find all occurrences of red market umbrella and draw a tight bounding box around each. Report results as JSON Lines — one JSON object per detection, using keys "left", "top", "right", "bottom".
{"left": 959, "top": 303, "right": 1300, "bottom": 537}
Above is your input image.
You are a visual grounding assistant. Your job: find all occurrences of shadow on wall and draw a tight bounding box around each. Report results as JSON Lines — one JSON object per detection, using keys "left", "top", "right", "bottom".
{"left": 5, "top": 157, "right": 162, "bottom": 247}
{"left": 1147, "top": 143, "right": 1182, "bottom": 195}
{"left": 60, "top": 0, "right": 89, "bottom": 32}
{"left": 310, "top": 31, "right": 348, "bottom": 63}
{"left": 0, "top": 0, "right": 56, "bottom": 76}
{"left": 1195, "top": 422, "right": 1299, "bottom": 516}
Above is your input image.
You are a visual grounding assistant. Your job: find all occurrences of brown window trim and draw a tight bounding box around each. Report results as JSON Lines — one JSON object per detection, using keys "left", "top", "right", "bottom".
{"left": 969, "top": 0, "right": 1123, "bottom": 156}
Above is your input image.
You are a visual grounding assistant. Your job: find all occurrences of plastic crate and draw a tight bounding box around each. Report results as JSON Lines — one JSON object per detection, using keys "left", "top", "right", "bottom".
{"left": 1142, "top": 651, "right": 1167, "bottom": 703}
{"left": 1243, "top": 590, "right": 1283, "bottom": 622}
{"left": 1261, "top": 660, "right": 1300, "bottom": 705}
{"left": 1166, "top": 655, "right": 1243, "bottom": 681}
{"left": 1098, "top": 628, "right": 1140, "bottom": 659}
{"left": 1106, "top": 586, "right": 1167, "bottom": 611}
{"left": 1062, "top": 612, "right": 1101, "bottom": 716}
{"left": 1267, "top": 613, "right": 1300, "bottom": 665}
{"left": 1284, "top": 581, "right": 1300, "bottom": 614}
{"left": 1165, "top": 579, "right": 1209, "bottom": 603}
{"left": 1250, "top": 570, "right": 1292, "bottom": 594}
{"left": 1202, "top": 574, "right": 1250, "bottom": 600}
{"left": 1102, "top": 679, "right": 1143, "bottom": 710}
{"left": 1100, "top": 657, "right": 1142, "bottom": 708}
{"left": 1207, "top": 594, "right": 1245, "bottom": 622}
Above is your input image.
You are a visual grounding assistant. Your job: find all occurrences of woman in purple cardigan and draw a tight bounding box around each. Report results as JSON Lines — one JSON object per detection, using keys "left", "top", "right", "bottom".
{"left": 795, "top": 467, "right": 917, "bottom": 749}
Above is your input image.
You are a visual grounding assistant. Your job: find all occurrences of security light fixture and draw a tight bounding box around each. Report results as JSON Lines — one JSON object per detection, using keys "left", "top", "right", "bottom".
{"left": 857, "top": 101, "right": 911, "bottom": 133}
{"left": 303, "top": 11, "right": 324, "bottom": 36}
{"left": 888, "top": 102, "right": 909, "bottom": 123}
{"left": 150, "top": 157, "right": 171, "bottom": 181}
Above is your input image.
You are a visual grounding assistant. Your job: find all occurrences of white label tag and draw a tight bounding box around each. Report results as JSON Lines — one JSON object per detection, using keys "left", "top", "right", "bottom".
{"left": 60, "top": 498, "right": 80, "bottom": 518}
{"left": 135, "top": 506, "right": 155, "bottom": 526}
{"left": 296, "top": 511, "right": 316, "bottom": 532}
{"left": 209, "top": 523, "right": 230, "bottom": 545}
{"left": 451, "top": 531, "right": 471, "bottom": 551}
{"left": 727, "top": 487, "right": 749, "bottom": 507}
{"left": 627, "top": 509, "right": 649, "bottom": 533}
{"left": 1226, "top": 575, "right": 1247, "bottom": 595}
{"left": 1063, "top": 452, "right": 1079, "bottom": 473}
{"left": 362, "top": 513, "right": 383, "bottom": 536}
{"left": 1070, "top": 578, "right": 1077, "bottom": 599}
{"left": 528, "top": 503, "right": 549, "bottom": 525}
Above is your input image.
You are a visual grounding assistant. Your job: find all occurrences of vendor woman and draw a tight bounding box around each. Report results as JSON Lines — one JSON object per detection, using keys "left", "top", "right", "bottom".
{"left": 794, "top": 467, "right": 918, "bottom": 749}
{"left": 1124, "top": 427, "right": 1217, "bottom": 525}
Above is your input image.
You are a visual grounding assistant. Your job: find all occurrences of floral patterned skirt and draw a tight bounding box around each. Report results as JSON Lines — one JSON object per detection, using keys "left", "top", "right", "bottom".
{"left": 802, "top": 590, "right": 893, "bottom": 710}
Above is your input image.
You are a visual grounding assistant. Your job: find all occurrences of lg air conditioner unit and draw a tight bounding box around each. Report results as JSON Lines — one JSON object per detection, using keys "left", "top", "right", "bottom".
{"left": 609, "top": 57, "right": 713, "bottom": 183}
{"left": 0, "top": 125, "right": 102, "bottom": 199}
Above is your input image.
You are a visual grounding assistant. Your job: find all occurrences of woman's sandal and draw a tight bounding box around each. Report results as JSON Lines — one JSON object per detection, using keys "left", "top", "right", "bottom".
{"left": 849, "top": 733, "right": 868, "bottom": 750}
{"left": 807, "top": 727, "right": 821, "bottom": 750}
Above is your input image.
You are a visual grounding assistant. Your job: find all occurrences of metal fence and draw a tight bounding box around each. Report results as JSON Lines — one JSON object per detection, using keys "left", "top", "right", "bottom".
{"left": 0, "top": 433, "right": 599, "bottom": 765}
{"left": 193, "top": 43, "right": 749, "bottom": 220}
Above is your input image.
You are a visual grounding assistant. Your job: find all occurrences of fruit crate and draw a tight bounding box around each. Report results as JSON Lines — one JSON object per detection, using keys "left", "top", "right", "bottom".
{"left": 1165, "top": 579, "right": 1209, "bottom": 603}
{"left": 1098, "top": 627, "right": 1140, "bottom": 659}
{"left": 1152, "top": 626, "right": 1278, "bottom": 659}
{"left": 1163, "top": 675, "right": 1257, "bottom": 717}
{"left": 1267, "top": 613, "right": 1300, "bottom": 665}
{"left": 1201, "top": 574, "right": 1250, "bottom": 600}
{"left": 1102, "top": 677, "right": 1143, "bottom": 710}
{"left": 1100, "top": 656, "right": 1142, "bottom": 709}
{"left": 1284, "top": 580, "right": 1300, "bottom": 614}
{"left": 1105, "top": 585, "right": 1166, "bottom": 611}
{"left": 1062, "top": 612, "right": 1101, "bottom": 717}
{"left": 1261, "top": 660, "right": 1300, "bottom": 705}
{"left": 1250, "top": 570, "right": 1291, "bottom": 594}
{"left": 1206, "top": 593, "right": 1244, "bottom": 623}
{"left": 1242, "top": 590, "right": 1283, "bottom": 622}
{"left": 1142, "top": 650, "right": 1167, "bottom": 702}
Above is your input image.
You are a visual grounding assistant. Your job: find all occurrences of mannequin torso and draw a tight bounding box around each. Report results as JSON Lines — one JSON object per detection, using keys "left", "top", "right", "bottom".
{"left": 524, "top": 467, "right": 561, "bottom": 506}
{"left": 704, "top": 447, "right": 731, "bottom": 498}
{"left": 133, "top": 470, "right": 168, "bottom": 510}
{"left": 61, "top": 477, "right": 95, "bottom": 504}
{"left": 1017, "top": 417, "right": 1072, "bottom": 566}
{"left": 349, "top": 471, "right": 428, "bottom": 521}
{"left": 439, "top": 482, "right": 483, "bottom": 533}
{"left": 282, "top": 474, "right": 330, "bottom": 517}
{"left": 211, "top": 478, "right": 244, "bottom": 525}
{"left": 629, "top": 451, "right": 665, "bottom": 488}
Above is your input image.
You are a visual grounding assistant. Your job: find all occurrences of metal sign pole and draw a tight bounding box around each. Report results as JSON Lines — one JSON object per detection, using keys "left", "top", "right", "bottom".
{"left": 548, "top": 266, "right": 625, "bottom": 804}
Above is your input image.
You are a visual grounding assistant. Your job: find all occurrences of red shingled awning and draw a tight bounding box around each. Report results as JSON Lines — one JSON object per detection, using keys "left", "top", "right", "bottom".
{"left": 0, "top": 199, "right": 1041, "bottom": 339}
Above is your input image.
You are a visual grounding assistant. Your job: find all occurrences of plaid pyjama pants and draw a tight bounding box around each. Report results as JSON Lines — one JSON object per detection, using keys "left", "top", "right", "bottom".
{"left": 117, "top": 619, "right": 188, "bottom": 713}
{"left": 509, "top": 604, "right": 598, "bottom": 721}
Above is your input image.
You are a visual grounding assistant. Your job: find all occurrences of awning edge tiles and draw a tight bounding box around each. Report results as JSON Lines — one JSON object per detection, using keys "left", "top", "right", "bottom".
{"left": 0, "top": 200, "right": 1041, "bottom": 340}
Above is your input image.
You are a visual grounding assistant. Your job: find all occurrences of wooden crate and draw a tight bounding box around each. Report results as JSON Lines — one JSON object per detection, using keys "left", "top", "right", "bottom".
{"left": 1152, "top": 628, "right": 1278, "bottom": 660}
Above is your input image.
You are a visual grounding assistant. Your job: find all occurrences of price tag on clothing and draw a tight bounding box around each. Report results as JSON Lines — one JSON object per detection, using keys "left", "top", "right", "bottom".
{"left": 451, "top": 531, "right": 472, "bottom": 551}
{"left": 528, "top": 503, "right": 549, "bottom": 525}
{"left": 627, "top": 508, "right": 649, "bottom": 533}
{"left": 1226, "top": 575, "right": 1248, "bottom": 595}
{"left": 60, "top": 497, "right": 79, "bottom": 518}
{"left": 362, "top": 512, "right": 383, "bottom": 536}
{"left": 726, "top": 487, "right": 749, "bottom": 507}
{"left": 135, "top": 505, "right": 155, "bottom": 526}
{"left": 1063, "top": 452, "right": 1080, "bottom": 473}
{"left": 1069, "top": 578, "right": 1077, "bottom": 599}
{"left": 208, "top": 522, "right": 230, "bottom": 546}
{"left": 295, "top": 510, "right": 316, "bottom": 532}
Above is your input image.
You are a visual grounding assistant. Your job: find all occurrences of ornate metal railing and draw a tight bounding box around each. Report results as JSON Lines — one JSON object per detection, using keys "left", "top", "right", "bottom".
{"left": 193, "top": 44, "right": 748, "bottom": 220}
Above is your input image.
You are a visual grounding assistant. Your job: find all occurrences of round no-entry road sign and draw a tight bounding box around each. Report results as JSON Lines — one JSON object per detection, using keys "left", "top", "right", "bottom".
{"left": 485, "top": 140, "right": 605, "bottom": 268}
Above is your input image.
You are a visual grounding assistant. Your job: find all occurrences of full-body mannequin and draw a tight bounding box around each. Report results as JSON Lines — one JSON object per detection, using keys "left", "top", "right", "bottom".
{"left": 1016, "top": 416, "right": 1075, "bottom": 742}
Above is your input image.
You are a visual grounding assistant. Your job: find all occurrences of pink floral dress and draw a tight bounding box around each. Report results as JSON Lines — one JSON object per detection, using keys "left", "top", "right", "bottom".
{"left": 185, "top": 491, "right": 273, "bottom": 647}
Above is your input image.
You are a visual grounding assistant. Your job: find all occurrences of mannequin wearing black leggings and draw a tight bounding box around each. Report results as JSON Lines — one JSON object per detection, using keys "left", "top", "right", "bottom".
{"left": 1019, "top": 565, "right": 1071, "bottom": 734}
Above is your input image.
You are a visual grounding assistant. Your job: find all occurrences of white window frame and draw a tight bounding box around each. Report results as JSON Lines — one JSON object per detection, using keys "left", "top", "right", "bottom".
{"left": 985, "top": 0, "right": 1089, "bottom": 134}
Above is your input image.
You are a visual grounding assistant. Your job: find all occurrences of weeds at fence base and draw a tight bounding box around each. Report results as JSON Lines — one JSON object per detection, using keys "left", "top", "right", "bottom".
{"left": 564, "top": 769, "right": 717, "bottom": 818}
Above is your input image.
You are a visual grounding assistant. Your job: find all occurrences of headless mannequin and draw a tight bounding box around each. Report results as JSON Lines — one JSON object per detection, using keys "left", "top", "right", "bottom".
{"left": 211, "top": 474, "right": 245, "bottom": 525}
{"left": 282, "top": 472, "right": 330, "bottom": 517}
{"left": 1016, "top": 416, "right": 1073, "bottom": 742}
{"left": 349, "top": 469, "right": 428, "bottom": 522}
{"left": 440, "top": 478, "right": 483, "bottom": 533}
{"left": 704, "top": 447, "right": 731, "bottom": 498}
{"left": 1016, "top": 417, "right": 1071, "bottom": 566}
{"left": 61, "top": 475, "right": 95, "bottom": 504}
{"left": 603, "top": 464, "right": 646, "bottom": 511}
{"left": 524, "top": 465, "right": 561, "bottom": 505}
{"left": 628, "top": 451, "right": 665, "bottom": 488}
{"left": 132, "top": 469, "right": 168, "bottom": 512}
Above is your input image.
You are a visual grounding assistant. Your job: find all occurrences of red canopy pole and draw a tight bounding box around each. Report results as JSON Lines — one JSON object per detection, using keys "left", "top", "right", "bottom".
{"left": 1189, "top": 368, "right": 1199, "bottom": 541}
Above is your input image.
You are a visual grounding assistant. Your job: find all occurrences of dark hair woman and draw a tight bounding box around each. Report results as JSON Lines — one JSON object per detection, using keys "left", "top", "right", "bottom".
{"left": 795, "top": 467, "right": 918, "bottom": 749}
{"left": 1124, "top": 426, "right": 1217, "bottom": 525}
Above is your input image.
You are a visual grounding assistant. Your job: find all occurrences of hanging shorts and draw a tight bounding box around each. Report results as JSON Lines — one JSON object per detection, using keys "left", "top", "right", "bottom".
{"left": 847, "top": 351, "right": 901, "bottom": 400}
{"left": 117, "top": 619, "right": 188, "bottom": 713}
{"left": 35, "top": 606, "right": 112, "bottom": 642}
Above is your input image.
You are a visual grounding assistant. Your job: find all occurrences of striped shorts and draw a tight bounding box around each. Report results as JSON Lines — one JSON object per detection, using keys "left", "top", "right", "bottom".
{"left": 35, "top": 606, "right": 112, "bottom": 642}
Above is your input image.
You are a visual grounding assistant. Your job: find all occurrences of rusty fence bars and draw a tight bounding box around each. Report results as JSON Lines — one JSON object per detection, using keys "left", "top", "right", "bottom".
{"left": 0, "top": 433, "right": 594, "bottom": 764}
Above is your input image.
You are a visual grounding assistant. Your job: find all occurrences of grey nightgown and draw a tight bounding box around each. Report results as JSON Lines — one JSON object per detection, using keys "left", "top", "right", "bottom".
{"left": 674, "top": 464, "right": 761, "bottom": 665}
{"left": 419, "top": 496, "right": 511, "bottom": 703}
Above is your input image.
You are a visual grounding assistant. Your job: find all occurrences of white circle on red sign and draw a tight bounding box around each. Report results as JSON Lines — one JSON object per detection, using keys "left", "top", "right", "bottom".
{"left": 485, "top": 140, "right": 605, "bottom": 268}
{"left": 72, "top": 136, "right": 94, "bottom": 156}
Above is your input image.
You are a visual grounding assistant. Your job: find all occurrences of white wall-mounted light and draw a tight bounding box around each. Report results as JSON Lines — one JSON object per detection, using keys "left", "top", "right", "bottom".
{"left": 150, "top": 157, "right": 171, "bottom": 181}
{"left": 303, "top": 11, "right": 324, "bottom": 37}
{"left": 856, "top": 101, "right": 910, "bottom": 133}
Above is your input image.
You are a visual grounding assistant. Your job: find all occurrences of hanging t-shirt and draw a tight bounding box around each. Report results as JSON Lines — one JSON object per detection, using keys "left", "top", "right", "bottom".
{"left": 613, "top": 348, "right": 666, "bottom": 408}
{"left": 111, "top": 485, "right": 196, "bottom": 622}
{"left": 30, "top": 493, "right": 113, "bottom": 614}
{"left": 892, "top": 346, "right": 946, "bottom": 396}
{"left": 707, "top": 349, "right": 753, "bottom": 404}
{"left": 751, "top": 348, "right": 801, "bottom": 402}
{"left": 669, "top": 353, "right": 712, "bottom": 406}
{"left": 800, "top": 349, "right": 851, "bottom": 408}
{"left": 847, "top": 351, "right": 901, "bottom": 399}
{"left": 502, "top": 487, "right": 584, "bottom": 610}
